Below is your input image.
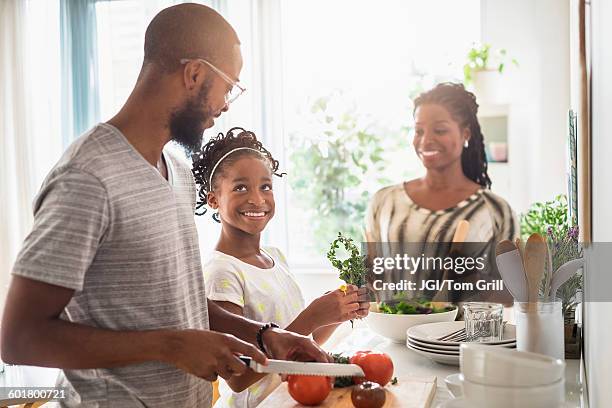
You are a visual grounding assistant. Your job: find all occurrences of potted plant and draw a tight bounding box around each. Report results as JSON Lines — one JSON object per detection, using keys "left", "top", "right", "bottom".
{"left": 520, "top": 194, "right": 583, "bottom": 358}
{"left": 463, "top": 43, "right": 518, "bottom": 104}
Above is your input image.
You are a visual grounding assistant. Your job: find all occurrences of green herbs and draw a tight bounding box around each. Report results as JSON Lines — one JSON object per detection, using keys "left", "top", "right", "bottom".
{"left": 378, "top": 300, "right": 455, "bottom": 315}
{"left": 520, "top": 194, "right": 570, "bottom": 241}
{"left": 328, "top": 233, "right": 368, "bottom": 328}
{"left": 331, "top": 353, "right": 355, "bottom": 388}
{"left": 327, "top": 232, "right": 367, "bottom": 288}
{"left": 520, "top": 194, "right": 583, "bottom": 317}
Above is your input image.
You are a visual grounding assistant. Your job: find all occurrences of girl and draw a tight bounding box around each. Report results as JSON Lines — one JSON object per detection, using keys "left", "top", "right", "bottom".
{"left": 192, "top": 127, "right": 369, "bottom": 408}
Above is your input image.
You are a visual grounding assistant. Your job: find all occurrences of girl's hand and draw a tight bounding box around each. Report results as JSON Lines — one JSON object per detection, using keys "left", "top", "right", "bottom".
{"left": 308, "top": 285, "right": 360, "bottom": 327}
{"left": 356, "top": 286, "right": 370, "bottom": 318}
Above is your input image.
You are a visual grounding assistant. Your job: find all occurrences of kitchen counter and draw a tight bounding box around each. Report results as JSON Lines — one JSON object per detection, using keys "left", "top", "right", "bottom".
{"left": 0, "top": 324, "right": 584, "bottom": 407}
{"left": 324, "top": 322, "right": 584, "bottom": 407}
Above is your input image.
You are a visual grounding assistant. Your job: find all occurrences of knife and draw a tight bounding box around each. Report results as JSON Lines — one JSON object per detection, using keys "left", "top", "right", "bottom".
{"left": 239, "top": 356, "right": 365, "bottom": 377}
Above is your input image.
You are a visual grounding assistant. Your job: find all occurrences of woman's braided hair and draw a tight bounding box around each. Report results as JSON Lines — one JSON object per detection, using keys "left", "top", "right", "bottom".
{"left": 191, "top": 127, "right": 284, "bottom": 220}
{"left": 413, "top": 82, "right": 492, "bottom": 189}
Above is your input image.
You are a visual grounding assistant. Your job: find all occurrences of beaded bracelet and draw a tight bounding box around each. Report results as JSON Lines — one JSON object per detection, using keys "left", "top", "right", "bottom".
{"left": 256, "top": 322, "right": 279, "bottom": 356}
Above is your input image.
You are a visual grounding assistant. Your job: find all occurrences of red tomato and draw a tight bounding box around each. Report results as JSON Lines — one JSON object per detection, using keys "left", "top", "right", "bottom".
{"left": 350, "top": 350, "right": 371, "bottom": 366}
{"left": 287, "top": 375, "right": 332, "bottom": 406}
{"left": 350, "top": 351, "right": 394, "bottom": 386}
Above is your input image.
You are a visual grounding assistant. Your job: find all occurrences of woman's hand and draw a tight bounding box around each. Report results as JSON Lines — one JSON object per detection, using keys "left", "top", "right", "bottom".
{"left": 307, "top": 285, "right": 361, "bottom": 327}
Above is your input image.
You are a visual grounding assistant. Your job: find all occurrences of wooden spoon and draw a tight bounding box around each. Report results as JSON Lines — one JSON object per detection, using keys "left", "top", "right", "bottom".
{"left": 452, "top": 220, "right": 470, "bottom": 243}
{"left": 435, "top": 220, "right": 470, "bottom": 302}
{"left": 449, "top": 220, "right": 470, "bottom": 256}
{"left": 515, "top": 238, "right": 525, "bottom": 265}
{"left": 524, "top": 233, "right": 547, "bottom": 307}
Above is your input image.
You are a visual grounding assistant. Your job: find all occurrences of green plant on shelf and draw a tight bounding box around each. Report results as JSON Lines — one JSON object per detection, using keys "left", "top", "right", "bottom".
{"left": 463, "top": 43, "right": 518, "bottom": 85}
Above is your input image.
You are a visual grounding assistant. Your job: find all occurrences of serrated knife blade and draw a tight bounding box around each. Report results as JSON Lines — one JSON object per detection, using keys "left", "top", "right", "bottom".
{"left": 239, "top": 356, "right": 365, "bottom": 377}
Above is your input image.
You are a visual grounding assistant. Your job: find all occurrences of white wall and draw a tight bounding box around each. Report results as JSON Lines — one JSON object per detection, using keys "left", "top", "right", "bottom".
{"left": 481, "top": 0, "right": 570, "bottom": 213}
{"left": 585, "top": 0, "right": 612, "bottom": 405}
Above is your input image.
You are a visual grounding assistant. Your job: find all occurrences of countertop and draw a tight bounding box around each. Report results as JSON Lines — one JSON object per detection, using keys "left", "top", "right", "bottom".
{"left": 0, "top": 323, "right": 584, "bottom": 407}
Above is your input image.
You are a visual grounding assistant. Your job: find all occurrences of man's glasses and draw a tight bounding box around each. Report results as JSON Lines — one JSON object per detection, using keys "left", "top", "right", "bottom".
{"left": 180, "top": 58, "right": 246, "bottom": 104}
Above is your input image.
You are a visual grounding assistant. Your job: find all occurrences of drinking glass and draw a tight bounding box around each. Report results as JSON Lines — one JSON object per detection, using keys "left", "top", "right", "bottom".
{"left": 463, "top": 302, "right": 504, "bottom": 342}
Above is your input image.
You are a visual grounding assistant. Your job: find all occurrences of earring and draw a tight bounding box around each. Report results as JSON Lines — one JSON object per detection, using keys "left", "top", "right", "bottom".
{"left": 464, "top": 139, "right": 469, "bottom": 148}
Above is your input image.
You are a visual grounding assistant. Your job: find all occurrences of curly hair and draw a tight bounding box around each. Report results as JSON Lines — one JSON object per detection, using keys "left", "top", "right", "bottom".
{"left": 413, "top": 82, "right": 492, "bottom": 189}
{"left": 191, "top": 127, "right": 284, "bottom": 219}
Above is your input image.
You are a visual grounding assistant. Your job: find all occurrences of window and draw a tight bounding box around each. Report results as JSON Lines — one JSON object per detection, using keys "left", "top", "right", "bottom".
{"left": 95, "top": 0, "right": 263, "bottom": 258}
{"left": 96, "top": 0, "right": 180, "bottom": 119}
{"left": 94, "top": 1, "right": 480, "bottom": 277}
{"left": 279, "top": 0, "right": 481, "bottom": 270}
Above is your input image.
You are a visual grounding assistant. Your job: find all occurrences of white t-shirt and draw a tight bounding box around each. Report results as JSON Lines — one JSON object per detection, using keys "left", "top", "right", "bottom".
{"left": 203, "top": 247, "right": 305, "bottom": 408}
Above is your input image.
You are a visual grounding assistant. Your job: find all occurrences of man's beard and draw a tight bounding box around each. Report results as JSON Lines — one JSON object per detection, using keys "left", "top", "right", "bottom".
{"left": 169, "top": 79, "right": 214, "bottom": 154}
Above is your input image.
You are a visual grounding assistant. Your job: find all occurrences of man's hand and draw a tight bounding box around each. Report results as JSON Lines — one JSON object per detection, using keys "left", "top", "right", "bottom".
{"left": 164, "top": 330, "right": 268, "bottom": 381}
{"left": 1, "top": 276, "right": 268, "bottom": 380}
{"left": 261, "top": 328, "right": 333, "bottom": 363}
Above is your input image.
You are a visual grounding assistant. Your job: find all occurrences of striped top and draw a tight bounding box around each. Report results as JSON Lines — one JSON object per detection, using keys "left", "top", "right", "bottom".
{"left": 365, "top": 183, "right": 518, "bottom": 300}
{"left": 12, "top": 123, "right": 211, "bottom": 407}
{"left": 366, "top": 183, "right": 518, "bottom": 243}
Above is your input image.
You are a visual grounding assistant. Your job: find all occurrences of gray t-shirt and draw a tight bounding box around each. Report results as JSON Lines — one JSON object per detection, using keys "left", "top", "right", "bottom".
{"left": 12, "top": 123, "right": 212, "bottom": 407}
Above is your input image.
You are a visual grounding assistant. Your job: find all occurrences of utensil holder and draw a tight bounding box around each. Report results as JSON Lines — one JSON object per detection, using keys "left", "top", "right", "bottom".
{"left": 515, "top": 300, "right": 564, "bottom": 360}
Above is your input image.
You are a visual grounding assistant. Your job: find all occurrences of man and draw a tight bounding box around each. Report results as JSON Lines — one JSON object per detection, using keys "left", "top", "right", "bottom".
{"left": 1, "top": 4, "right": 334, "bottom": 407}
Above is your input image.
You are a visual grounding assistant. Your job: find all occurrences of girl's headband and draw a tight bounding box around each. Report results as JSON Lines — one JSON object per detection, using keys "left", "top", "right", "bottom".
{"left": 208, "top": 147, "right": 264, "bottom": 189}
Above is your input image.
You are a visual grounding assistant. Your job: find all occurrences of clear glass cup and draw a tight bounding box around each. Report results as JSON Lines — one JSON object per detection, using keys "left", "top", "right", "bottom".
{"left": 463, "top": 302, "right": 504, "bottom": 342}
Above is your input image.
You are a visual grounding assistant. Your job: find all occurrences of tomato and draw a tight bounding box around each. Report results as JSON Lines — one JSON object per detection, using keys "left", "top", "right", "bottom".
{"left": 287, "top": 375, "right": 332, "bottom": 406}
{"left": 350, "top": 351, "right": 394, "bottom": 386}
{"left": 349, "top": 350, "right": 371, "bottom": 366}
{"left": 351, "top": 381, "right": 386, "bottom": 408}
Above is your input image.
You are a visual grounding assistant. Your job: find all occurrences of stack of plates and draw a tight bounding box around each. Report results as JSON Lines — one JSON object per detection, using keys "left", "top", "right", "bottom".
{"left": 406, "top": 321, "right": 516, "bottom": 366}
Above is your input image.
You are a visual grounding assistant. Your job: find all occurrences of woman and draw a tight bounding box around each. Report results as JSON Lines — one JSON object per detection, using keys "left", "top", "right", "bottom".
{"left": 365, "top": 82, "right": 518, "bottom": 302}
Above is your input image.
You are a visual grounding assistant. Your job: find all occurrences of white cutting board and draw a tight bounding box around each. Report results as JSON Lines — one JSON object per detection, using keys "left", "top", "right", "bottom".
{"left": 258, "top": 375, "right": 436, "bottom": 408}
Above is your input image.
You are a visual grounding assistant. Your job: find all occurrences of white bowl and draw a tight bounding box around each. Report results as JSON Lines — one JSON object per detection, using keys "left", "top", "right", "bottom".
{"left": 460, "top": 343, "right": 565, "bottom": 387}
{"left": 365, "top": 302, "right": 458, "bottom": 343}
{"left": 462, "top": 378, "right": 564, "bottom": 408}
{"left": 444, "top": 373, "right": 464, "bottom": 398}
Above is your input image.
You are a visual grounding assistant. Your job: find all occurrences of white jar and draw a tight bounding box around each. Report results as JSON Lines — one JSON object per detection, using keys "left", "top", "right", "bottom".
{"left": 515, "top": 300, "right": 564, "bottom": 360}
